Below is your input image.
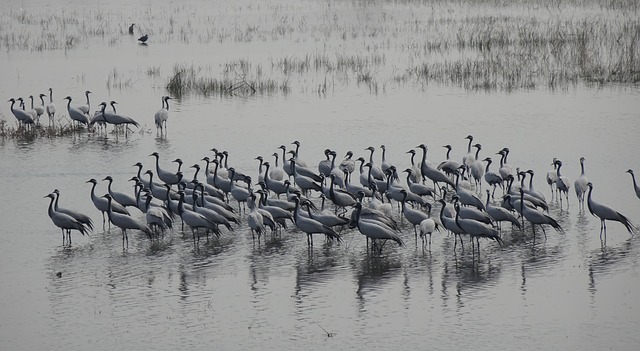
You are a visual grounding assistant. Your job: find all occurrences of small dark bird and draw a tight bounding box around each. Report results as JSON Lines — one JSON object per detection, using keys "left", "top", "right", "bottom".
{"left": 128, "top": 23, "right": 135, "bottom": 35}
{"left": 138, "top": 34, "right": 148, "bottom": 43}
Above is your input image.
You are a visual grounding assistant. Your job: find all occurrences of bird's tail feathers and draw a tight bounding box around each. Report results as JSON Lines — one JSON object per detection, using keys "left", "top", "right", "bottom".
{"left": 618, "top": 212, "right": 637, "bottom": 234}
{"left": 323, "top": 225, "right": 342, "bottom": 243}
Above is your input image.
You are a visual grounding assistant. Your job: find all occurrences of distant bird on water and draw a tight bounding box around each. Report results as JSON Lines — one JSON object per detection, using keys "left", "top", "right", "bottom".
{"left": 129, "top": 23, "right": 135, "bottom": 35}
{"left": 138, "top": 34, "right": 148, "bottom": 44}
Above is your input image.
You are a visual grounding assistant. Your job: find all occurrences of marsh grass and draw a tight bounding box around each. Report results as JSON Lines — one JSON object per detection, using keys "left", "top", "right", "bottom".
{"left": 2, "top": 0, "right": 638, "bottom": 95}
{"left": 167, "top": 62, "right": 290, "bottom": 98}
{"left": 0, "top": 118, "right": 79, "bottom": 138}
{"left": 106, "top": 68, "right": 136, "bottom": 91}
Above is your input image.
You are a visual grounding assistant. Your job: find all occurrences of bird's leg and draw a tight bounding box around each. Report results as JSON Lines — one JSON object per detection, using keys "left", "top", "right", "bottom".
{"left": 541, "top": 226, "right": 547, "bottom": 240}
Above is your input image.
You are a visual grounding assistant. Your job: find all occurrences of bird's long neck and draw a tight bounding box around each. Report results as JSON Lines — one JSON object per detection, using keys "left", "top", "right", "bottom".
{"left": 65, "top": 99, "right": 71, "bottom": 110}
{"left": 580, "top": 161, "right": 585, "bottom": 176}
{"left": 485, "top": 160, "right": 492, "bottom": 173}
{"left": 368, "top": 149, "right": 374, "bottom": 163}
{"left": 528, "top": 174, "right": 534, "bottom": 190}
{"left": 292, "top": 200, "right": 300, "bottom": 222}
{"left": 264, "top": 163, "right": 270, "bottom": 181}
{"left": 47, "top": 196, "right": 55, "bottom": 217}
{"left": 454, "top": 204, "right": 462, "bottom": 228}
{"left": 39, "top": 95, "right": 45, "bottom": 106}
{"left": 165, "top": 97, "right": 170, "bottom": 111}
{"left": 192, "top": 166, "right": 200, "bottom": 181}
{"left": 145, "top": 195, "right": 152, "bottom": 211}
{"left": 90, "top": 182, "right": 97, "bottom": 201}
{"left": 107, "top": 179, "right": 113, "bottom": 193}
{"left": 467, "top": 139, "right": 472, "bottom": 153}
{"left": 438, "top": 202, "right": 446, "bottom": 222}
{"left": 405, "top": 172, "right": 412, "bottom": 186}
{"left": 177, "top": 195, "right": 185, "bottom": 216}
{"left": 474, "top": 147, "right": 481, "bottom": 160}
{"left": 631, "top": 172, "right": 639, "bottom": 191}
{"left": 49, "top": 90, "right": 53, "bottom": 102}
{"left": 53, "top": 193, "right": 60, "bottom": 211}
{"left": 586, "top": 186, "right": 594, "bottom": 215}
{"left": 105, "top": 197, "right": 113, "bottom": 216}
{"left": 154, "top": 156, "right": 161, "bottom": 174}
{"left": 556, "top": 163, "right": 562, "bottom": 177}
{"left": 409, "top": 152, "right": 416, "bottom": 166}
{"left": 29, "top": 96, "right": 34, "bottom": 110}
{"left": 446, "top": 148, "right": 451, "bottom": 160}
{"left": 85, "top": 93, "right": 90, "bottom": 108}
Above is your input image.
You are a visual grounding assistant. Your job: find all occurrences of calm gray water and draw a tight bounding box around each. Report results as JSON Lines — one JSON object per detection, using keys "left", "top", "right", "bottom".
{"left": 1, "top": 1, "right": 640, "bottom": 350}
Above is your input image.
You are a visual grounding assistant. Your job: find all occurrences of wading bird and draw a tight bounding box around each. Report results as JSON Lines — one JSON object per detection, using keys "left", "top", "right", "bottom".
{"left": 154, "top": 95, "right": 170, "bottom": 135}
{"left": 103, "top": 194, "right": 152, "bottom": 247}
{"left": 45, "top": 193, "right": 89, "bottom": 246}
{"left": 625, "top": 169, "right": 640, "bottom": 200}
{"left": 586, "top": 182, "right": 636, "bottom": 241}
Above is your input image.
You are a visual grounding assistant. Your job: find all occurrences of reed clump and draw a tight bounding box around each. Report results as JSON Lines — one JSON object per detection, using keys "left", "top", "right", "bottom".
{"left": 166, "top": 62, "right": 290, "bottom": 98}
{"left": 0, "top": 119, "right": 79, "bottom": 139}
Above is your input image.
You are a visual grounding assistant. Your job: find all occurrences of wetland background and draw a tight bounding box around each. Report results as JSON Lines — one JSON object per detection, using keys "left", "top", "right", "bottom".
{"left": 1, "top": 0, "right": 639, "bottom": 350}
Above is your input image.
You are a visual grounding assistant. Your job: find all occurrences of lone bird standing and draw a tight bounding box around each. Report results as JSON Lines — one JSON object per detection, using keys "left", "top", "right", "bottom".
{"left": 586, "top": 182, "right": 636, "bottom": 241}
{"left": 138, "top": 34, "right": 148, "bottom": 44}
{"left": 129, "top": 23, "right": 135, "bottom": 34}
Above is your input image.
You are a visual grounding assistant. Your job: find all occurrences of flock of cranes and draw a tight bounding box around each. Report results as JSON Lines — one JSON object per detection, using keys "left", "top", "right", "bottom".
{"left": 44, "top": 140, "right": 639, "bottom": 257}
{"left": 7, "top": 89, "right": 171, "bottom": 136}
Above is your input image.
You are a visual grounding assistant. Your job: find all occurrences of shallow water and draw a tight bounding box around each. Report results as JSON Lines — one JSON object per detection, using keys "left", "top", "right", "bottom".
{"left": 2, "top": 1, "right": 640, "bottom": 350}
